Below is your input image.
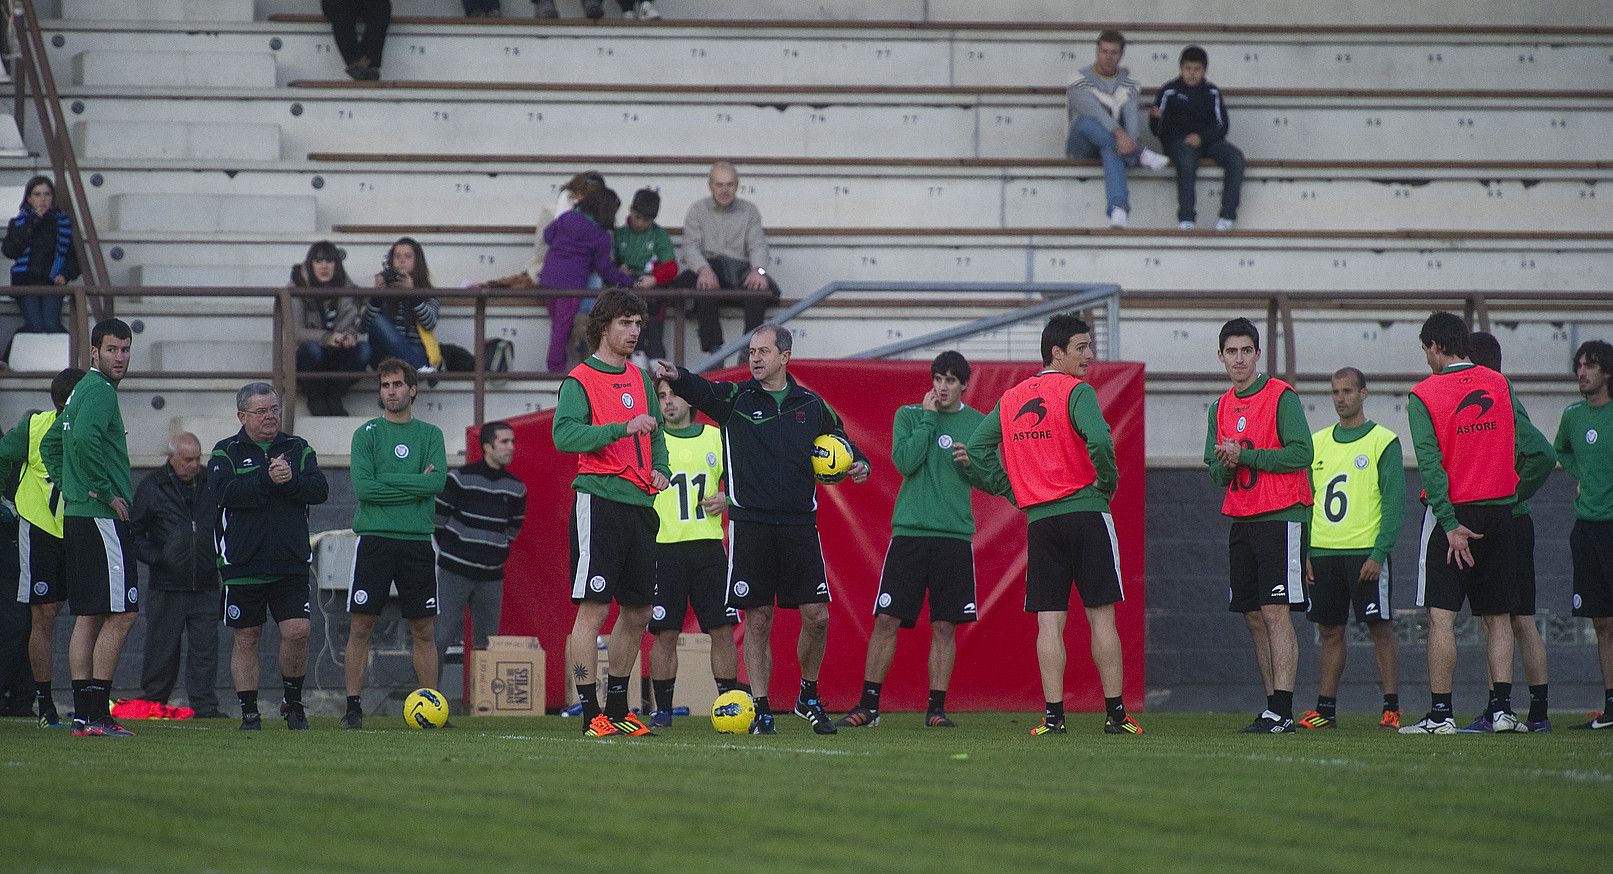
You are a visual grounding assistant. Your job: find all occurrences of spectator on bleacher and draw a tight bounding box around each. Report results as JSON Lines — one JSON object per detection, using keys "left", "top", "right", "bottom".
{"left": 322, "top": 0, "right": 390, "bottom": 81}
{"left": 292, "top": 242, "right": 370, "bottom": 417}
{"left": 368, "top": 238, "right": 441, "bottom": 372}
{"left": 531, "top": 0, "right": 660, "bottom": 20}
{"left": 671, "top": 162, "right": 780, "bottom": 355}
{"left": 1065, "top": 30, "right": 1170, "bottom": 229}
{"left": 538, "top": 186, "right": 640, "bottom": 373}
{"left": 1149, "top": 46, "right": 1245, "bottom": 232}
{"left": 3, "top": 176, "right": 78, "bottom": 334}
{"left": 616, "top": 188, "right": 678, "bottom": 361}
{"left": 481, "top": 171, "right": 604, "bottom": 290}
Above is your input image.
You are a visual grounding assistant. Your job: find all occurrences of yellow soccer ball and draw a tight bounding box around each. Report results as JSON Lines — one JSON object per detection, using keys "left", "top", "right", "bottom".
{"left": 810, "top": 434, "right": 854, "bottom": 483}
{"left": 711, "top": 690, "right": 757, "bottom": 734}
{"left": 404, "top": 688, "right": 450, "bottom": 729}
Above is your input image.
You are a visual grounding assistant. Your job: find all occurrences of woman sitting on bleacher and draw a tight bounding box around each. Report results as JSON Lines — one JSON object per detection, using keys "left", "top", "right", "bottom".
{"left": 292, "top": 241, "right": 370, "bottom": 416}
{"left": 3, "top": 176, "right": 79, "bottom": 334}
{"left": 367, "top": 237, "right": 442, "bottom": 372}
{"left": 537, "top": 186, "right": 640, "bottom": 373}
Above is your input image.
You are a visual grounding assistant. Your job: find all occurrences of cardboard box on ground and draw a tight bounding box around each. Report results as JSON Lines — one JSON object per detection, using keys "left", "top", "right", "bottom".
{"left": 471, "top": 635, "right": 545, "bottom": 716}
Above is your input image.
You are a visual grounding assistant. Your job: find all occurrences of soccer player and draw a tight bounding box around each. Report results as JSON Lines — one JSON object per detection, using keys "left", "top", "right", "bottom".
{"left": 839, "top": 351, "right": 986, "bottom": 730}
{"left": 1298, "top": 367, "right": 1404, "bottom": 731}
{"left": 1205, "top": 317, "right": 1313, "bottom": 734}
{"left": 40, "top": 319, "right": 139, "bottom": 737}
{"left": 0, "top": 366, "right": 82, "bottom": 727}
{"left": 653, "top": 324, "right": 870, "bottom": 735}
{"left": 342, "top": 358, "right": 447, "bottom": 730}
{"left": 1555, "top": 339, "right": 1613, "bottom": 729}
{"left": 555, "top": 290, "right": 669, "bottom": 738}
{"left": 210, "top": 383, "right": 329, "bottom": 731}
{"left": 1461, "top": 332, "right": 1556, "bottom": 732}
{"left": 1400, "top": 312, "right": 1549, "bottom": 734}
{"left": 645, "top": 379, "right": 739, "bottom": 727}
{"left": 966, "top": 318, "right": 1140, "bottom": 736}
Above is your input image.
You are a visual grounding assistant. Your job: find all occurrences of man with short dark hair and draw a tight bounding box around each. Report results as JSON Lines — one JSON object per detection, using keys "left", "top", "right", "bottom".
{"left": 653, "top": 323, "right": 870, "bottom": 735}
{"left": 0, "top": 366, "right": 82, "bottom": 727}
{"left": 1206, "top": 317, "right": 1313, "bottom": 733}
{"left": 839, "top": 351, "right": 988, "bottom": 730}
{"left": 342, "top": 358, "right": 447, "bottom": 730}
{"left": 132, "top": 432, "right": 222, "bottom": 717}
{"left": 968, "top": 322, "right": 1141, "bottom": 735}
{"left": 211, "top": 383, "right": 328, "bottom": 731}
{"left": 41, "top": 318, "right": 139, "bottom": 736}
{"left": 1555, "top": 339, "right": 1613, "bottom": 729}
{"left": 434, "top": 421, "right": 526, "bottom": 665}
{"left": 1298, "top": 367, "right": 1404, "bottom": 731}
{"left": 1066, "top": 29, "right": 1169, "bottom": 228}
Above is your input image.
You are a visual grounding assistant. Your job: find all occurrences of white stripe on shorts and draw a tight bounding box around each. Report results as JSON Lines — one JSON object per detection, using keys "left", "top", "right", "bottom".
{"left": 1416, "top": 506, "right": 1435, "bottom": 607}
{"left": 1377, "top": 557, "right": 1391, "bottom": 617}
{"left": 94, "top": 517, "right": 127, "bottom": 612}
{"left": 571, "top": 492, "right": 593, "bottom": 600}
{"left": 347, "top": 535, "right": 363, "bottom": 612}
{"left": 724, "top": 518, "right": 737, "bottom": 608}
{"left": 1284, "top": 521, "right": 1304, "bottom": 604}
{"left": 17, "top": 517, "right": 33, "bottom": 603}
{"left": 1101, "top": 512, "right": 1124, "bottom": 601}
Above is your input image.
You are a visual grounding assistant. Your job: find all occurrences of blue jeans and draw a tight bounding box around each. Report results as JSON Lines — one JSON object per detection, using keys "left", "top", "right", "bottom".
{"left": 297, "top": 339, "right": 372, "bottom": 374}
{"left": 1065, "top": 115, "right": 1138, "bottom": 213}
{"left": 16, "top": 291, "right": 65, "bottom": 333}
{"left": 1164, "top": 138, "right": 1245, "bottom": 222}
{"left": 365, "top": 314, "right": 428, "bottom": 368}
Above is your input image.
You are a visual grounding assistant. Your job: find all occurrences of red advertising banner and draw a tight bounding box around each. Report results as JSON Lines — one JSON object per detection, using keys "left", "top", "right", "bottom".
{"left": 473, "top": 359, "right": 1145, "bottom": 712}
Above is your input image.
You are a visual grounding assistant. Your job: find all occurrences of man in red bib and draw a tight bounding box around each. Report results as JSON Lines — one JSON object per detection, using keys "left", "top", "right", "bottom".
{"left": 967, "top": 315, "right": 1140, "bottom": 736}
{"left": 1399, "top": 312, "right": 1547, "bottom": 735}
{"left": 1205, "top": 318, "right": 1313, "bottom": 734}
{"left": 553, "top": 290, "right": 671, "bottom": 738}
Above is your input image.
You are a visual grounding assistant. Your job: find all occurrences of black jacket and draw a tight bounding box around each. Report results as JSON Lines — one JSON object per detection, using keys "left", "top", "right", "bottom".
{"left": 1149, "top": 76, "right": 1230, "bottom": 147}
{"left": 669, "top": 368, "right": 866, "bottom": 526}
{"left": 207, "top": 428, "right": 329, "bottom": 581}
{"left": 2, "top": 208, "right": 79, "bottom": 286}
{"left": 131, "top": 463, "right": 219, "bottom": 592}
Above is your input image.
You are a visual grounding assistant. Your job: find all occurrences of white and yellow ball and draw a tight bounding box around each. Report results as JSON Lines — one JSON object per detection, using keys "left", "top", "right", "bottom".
{"left": 810, "top": 434, "right": 854, "bottom": 483}
{"left": 711, "top": 690, "right": 757, "bottom": 734}
{"left": 404, "top": 688, "right": 450, "bottom": 729}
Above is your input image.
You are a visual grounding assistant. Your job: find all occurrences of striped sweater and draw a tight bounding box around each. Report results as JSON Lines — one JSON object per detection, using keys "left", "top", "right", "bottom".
{"left": 433, "top": 460, "right": 527, "bottom": 580}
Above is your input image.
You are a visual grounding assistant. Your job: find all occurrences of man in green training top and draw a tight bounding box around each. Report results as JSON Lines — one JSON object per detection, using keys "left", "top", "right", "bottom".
{"left": 41, "top": 319, "right": 139, "bottom": 737}
{"left": 838, "top": 351, "right": 988, "bottom": 730}
{"left": 342, "top": 357, "right": 447, "bottom": 730}
{"left": 1556, "top": 339, "right": 1613, "bottom": 729}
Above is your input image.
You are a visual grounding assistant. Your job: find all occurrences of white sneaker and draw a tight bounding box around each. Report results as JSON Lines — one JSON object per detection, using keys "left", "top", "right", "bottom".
{"left": 1107, "top": 207, "right": 1129, "bottom": 229}
{"left": 1138, "top": 148, "right": 1170, "bottom": 171}
{"left": 1491, "top": 711, "right": 1524, "bottom": 733}
{"left": 1398, "top": 716, "right": 1456, "bottom": 735}
{"left": 633, "top": 0, "right": 660, "bottom": 18}
{"left": 1215, "top": 217, "right": 1235, "bottom": 231}
{"left": 1177, "top": 220, "right": 1196, "bottom": 231}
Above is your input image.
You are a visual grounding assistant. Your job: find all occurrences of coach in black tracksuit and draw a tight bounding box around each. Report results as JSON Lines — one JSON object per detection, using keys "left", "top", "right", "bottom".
{"left": 657, "top": 324, "right": 868, "bottom": 734}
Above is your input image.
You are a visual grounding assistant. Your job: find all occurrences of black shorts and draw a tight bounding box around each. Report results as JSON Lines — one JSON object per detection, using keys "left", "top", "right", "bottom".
{"left": 16, "top": 518, "right": 66, "bottom": 606}
{"left": 223, "top": 575, "right": 311, "bottom": 628}
{"left": 1417, "top": 503, "right": 1513, "bottom": 615}
{"left": 727, "top": 520, "right": 829, "bottom": 610}
{"left": 1509, "top": 513, "right": 1537, "bottom": 616}
{"left": 569, "top": 491, "right": 657, "bottom": 607}
{"left": 876, "top": 535, "right": 978, "bottom": 627}
{"left": 1305, "top": 554, "right": 1392, "bottom": 626}
{"left": 349, "top": 536, "right": 438, "bottom": 619}
{"left": 63, "top": 515, "right": 139, "bottom": 616}
{"left": 1228, "top": 520, "right": 1306, "bottom": 614}
{"left": 650, "top": 539, "right": 738, "bottom": 632}
{"left": 1571, "top": 518, "right": 1613, "bottom": 618}
{"left": 1025, "top": 511, "right": 1123, "bottom": 613}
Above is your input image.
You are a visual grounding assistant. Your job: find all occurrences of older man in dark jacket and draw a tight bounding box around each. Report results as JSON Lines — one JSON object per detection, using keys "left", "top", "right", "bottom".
{"left": 132, "top": 431, "right": 222, "bottom": 715}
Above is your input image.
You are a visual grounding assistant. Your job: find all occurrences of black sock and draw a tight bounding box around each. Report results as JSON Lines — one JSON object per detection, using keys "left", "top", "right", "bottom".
{"left": 714, "top": 677, "right": 739, "bottom": 695}
{"left": 35, "top": 681, "right": 55, "bottom": 716}
{"left": 576, "top": 683, "right": 599, "bottom": 721}
{"left": 1044, "top": 701, "right": 1064, "bottom": 723}
{"left": 1383, "top": 693, "right": 1400, "bottom": 713}
{"left": 1104, "top": 696, "right": 1125, "bottom": 722}
{"left": 1431, "top": 692, "right": 1453, "bottom": 721}
{"left": 798, "top": 678, "right": 819, "bottom": 704}
{"left": 604, "top": 675, "right": 629, "bottom": 719}
{"left": 89, "top": 679, "right": 111, "bottom": 720}
{"left": 1315, "top": 695, "right": 1337, "bottom": 719}
{"left": 282, "top": 676, "right": 305, "bottom": 705}
{"left": 1265, "top": 693, "right": 1278, "bottom": 715}
{"left": 928, "top": 689, "right": 947, "bottom": 714}
{"left": 71, "top": 679, "right": 90, "bottom": 723}
{"left": 1271, "top": 690, "right": 1294, "bottom": 720}
{"left": 754, "top": 695, "right": 770, "bottom": 716}
{"left": 651, "top": 678, "right": 675, "bottom": 713}
{"left": 1491, "top": 682, "right": 1513, "bottom": 715}
{"left": 345, "top": 694, "right": 362, "bottom": 714}
{"left": 1528, "top": 684, "right": 1548, "bottom": 722}
{"left": 238, "top": 690, "right": 259, "bottom": 715}
{"left": 859, "top": 681, "right": 882, "bottom": 712}
{"left": 1604, "top": 688, "right": 1613, "bottom": 714}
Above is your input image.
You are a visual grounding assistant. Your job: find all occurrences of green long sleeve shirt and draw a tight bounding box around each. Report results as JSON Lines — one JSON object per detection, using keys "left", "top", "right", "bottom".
{"left": 1203, "top": 375, "right": 1313, "bottom": 523}
{"left": 889, "top": 404, "right": 986, "bottom": 540}
{"left": 552, "top": 357, "right": 670, "bottom": 508}
{"left": 1308, "top": 422, "right": 1405, "bottom": 563}
{"left": 1510, "top": 397, "right": 1557, "bottom": 517}
{"left": 966, "top": 380, "right": 1117, "bottom": 522}
{"left": 613, "top": 223, "right": 676, "bottom": 274}
{"left": 41, "top": 369, "right": 131, "bottom": 519}
{"left": 1555, "top": 396, "right": 1613, "bottom": 521}
{"left": 350, "top": 416, "right": 447, "bottom": 540}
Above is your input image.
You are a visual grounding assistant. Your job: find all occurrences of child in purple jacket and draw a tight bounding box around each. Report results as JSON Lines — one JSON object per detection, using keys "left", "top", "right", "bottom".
{"left": 539, "top": 187, "right": 636, "bottom": 372}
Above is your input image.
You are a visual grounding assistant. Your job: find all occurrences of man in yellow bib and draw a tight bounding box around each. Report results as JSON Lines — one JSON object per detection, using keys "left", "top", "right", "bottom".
{"left": 1299, "top": 367, "right": 1404, "bottom": 730}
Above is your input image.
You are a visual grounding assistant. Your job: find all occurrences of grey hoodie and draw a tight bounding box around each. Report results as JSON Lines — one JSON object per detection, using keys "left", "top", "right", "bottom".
{"left": 1067, "top": 63, "right": 1143, "bottom": 138}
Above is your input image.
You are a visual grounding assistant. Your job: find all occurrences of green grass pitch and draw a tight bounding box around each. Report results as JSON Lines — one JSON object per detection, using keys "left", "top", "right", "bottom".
{"left": 4, "top": 712, "right": 1607, "bottom": 871}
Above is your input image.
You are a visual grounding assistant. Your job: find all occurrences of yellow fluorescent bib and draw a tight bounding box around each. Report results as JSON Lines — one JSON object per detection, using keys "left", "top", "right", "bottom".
{"left": 1310, "top": 423, "right": 1397, "bottom": 550}
{"left": 654, "top": 425, "right": 724, "bottom": 543}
